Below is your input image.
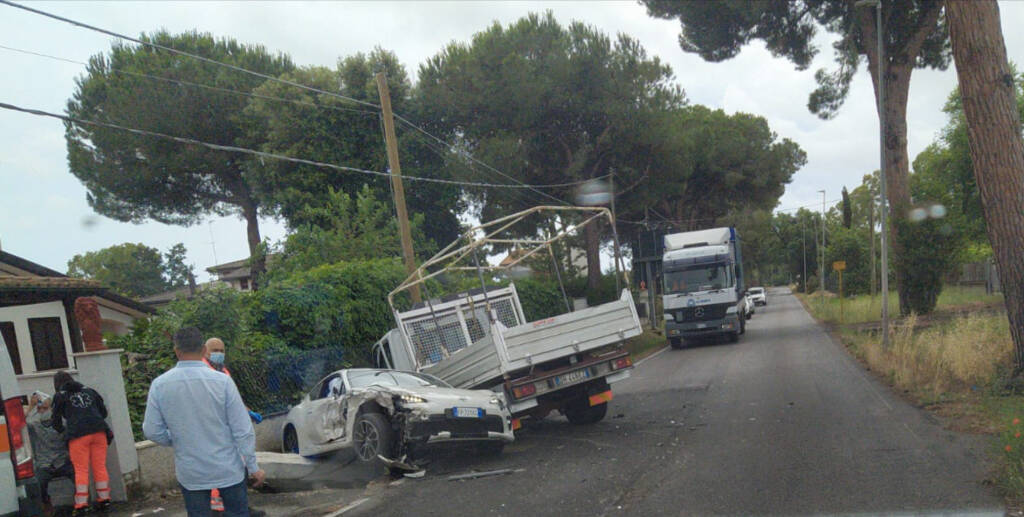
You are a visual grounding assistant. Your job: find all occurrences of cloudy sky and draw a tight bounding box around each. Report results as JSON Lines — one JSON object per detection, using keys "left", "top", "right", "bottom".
{"left": 2, "top": 1, "right": 1022, "bottom": 281}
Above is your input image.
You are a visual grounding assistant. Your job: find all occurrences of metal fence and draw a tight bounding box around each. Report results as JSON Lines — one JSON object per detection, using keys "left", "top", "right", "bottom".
{"left": 230, "top": 346, "right": 347, "bottom": 415}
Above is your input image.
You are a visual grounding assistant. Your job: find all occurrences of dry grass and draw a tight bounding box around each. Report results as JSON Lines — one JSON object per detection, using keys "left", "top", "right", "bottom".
{"left": 798, "top": 286, "right": 1003, "bottom": 325}
{"left": 846, "top": 312, "right": 1013, "bottom": 397}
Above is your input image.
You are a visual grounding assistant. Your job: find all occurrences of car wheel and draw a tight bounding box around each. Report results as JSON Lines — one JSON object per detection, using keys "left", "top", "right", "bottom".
{"left": 282, "top": 425, "right": 299, "bottom": 455}
{"left": 354, "top": 412, "right": 395, "bottom": 462}
{"left": 564, "top": 398, "right": 608, "bottom": 425}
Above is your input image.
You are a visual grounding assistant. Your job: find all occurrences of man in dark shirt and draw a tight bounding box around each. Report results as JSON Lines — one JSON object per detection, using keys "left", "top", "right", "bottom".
{"left": 27, "top": 391, "right": 74, "bottom": 514}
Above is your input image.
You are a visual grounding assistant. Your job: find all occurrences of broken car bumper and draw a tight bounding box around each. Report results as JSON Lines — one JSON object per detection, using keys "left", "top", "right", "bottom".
{"left": 407, "top": 413, "right": 514, "bottom": 443}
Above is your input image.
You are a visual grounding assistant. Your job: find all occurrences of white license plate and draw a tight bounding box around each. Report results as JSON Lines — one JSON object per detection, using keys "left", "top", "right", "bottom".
{"left": 555, "top": 369, "right": 590, "bottom": 386}
{"left": 452, "top": 407, "right": 482, "bottom": 418}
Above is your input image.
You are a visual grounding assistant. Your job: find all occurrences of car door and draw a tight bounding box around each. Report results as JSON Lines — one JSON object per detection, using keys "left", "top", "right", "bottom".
{"left": 301, "top": 373, "right": 347, "bottom": 446}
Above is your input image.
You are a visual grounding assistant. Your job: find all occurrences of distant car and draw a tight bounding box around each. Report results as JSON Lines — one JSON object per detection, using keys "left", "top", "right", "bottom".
{"left": 281, "top": 368, "right": 514, "bottom": 461}
{"left": 748, "top": 287, "right": 767, "bottom": 306}
{"left": 1, "top": 333, "right": 43, "bottom": 516}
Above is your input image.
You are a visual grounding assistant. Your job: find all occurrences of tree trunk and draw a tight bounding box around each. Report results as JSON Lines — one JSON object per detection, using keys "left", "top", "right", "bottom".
{"left": 881, "top": 66, "right": 915, "bottom": 315}
{"left": 240, "top": 199, "right": 265, "bottom": 290}
{"left": 584, "top": 220, "right": 602, "bottom": 293}
{"left": 869, "top": 199, "right": 876, "bottom": 297}
{"left": 946, "top": 0, "right": 1024, "bottom": 375}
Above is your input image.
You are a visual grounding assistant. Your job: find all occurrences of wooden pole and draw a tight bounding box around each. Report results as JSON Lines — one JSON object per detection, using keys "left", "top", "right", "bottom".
{"left": 839, "top": 269, "right": 844, "bottom": 324}
{"left": 376, "top": 72, "right": 421, "bottom": 304}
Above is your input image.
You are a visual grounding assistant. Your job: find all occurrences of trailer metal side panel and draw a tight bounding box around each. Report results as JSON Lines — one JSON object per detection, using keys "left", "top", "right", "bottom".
{"left": 500, "top": 289, "right": 642, "bottom": 369}
{"left": 421, "top": 333, "right": 504, "bottom": 389}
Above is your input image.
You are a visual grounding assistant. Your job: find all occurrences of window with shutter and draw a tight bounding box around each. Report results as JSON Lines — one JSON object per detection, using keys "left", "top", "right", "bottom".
{"left": 28, "top": 317, "right": 68, "bottom": 371}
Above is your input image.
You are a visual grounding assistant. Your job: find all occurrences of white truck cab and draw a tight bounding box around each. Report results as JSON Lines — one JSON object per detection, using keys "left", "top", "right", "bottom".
{"left": 0, "top": 333, "right": 42, "bottom": 516}
{"left": 662, "top": 227, "right": 746, "bottom": 348}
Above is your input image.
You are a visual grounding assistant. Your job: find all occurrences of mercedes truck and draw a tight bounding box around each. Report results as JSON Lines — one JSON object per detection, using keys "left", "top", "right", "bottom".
{"left": 662, "top": 227, "right": 746, "bottom": 348}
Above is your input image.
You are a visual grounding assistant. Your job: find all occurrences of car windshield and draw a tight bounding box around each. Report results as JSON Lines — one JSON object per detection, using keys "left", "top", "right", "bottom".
{"left": 347, "top": 370, "right": 452, "bottom": 389}
{"left": 664, "top": 264, "right": 734, "bottom": 295}
{"left": 751, "top": 288, "right": 764, "bottom": 294}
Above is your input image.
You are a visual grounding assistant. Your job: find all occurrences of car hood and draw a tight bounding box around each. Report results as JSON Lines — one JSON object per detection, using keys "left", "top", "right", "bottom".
{"left": 357, "top": 384, "right": 501, "bottom": 406}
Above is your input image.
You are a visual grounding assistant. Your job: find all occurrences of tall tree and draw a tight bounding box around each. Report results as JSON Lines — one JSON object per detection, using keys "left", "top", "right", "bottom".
{"left": 417, "top": 12, "right": 686, "bottom": 291}
{"left": 67, "top": 242, "right": 189, "bottom": 297}
{"left": 243, "top": 49, "right": 462, "bottom": 245}
{"left": 841, "top": 187, "right": 853, "bottom": 229}
{"left": 624, "top": 106, "right": 805, "bottom": 234}
{"left": 65, "top": 31, "right": 294, "bottom": 284}
{"left": 945, "top": 0, "right": 1024, "bottom": 376}
{"left": 643, "top": 0, "right": 950, "bottom": 313}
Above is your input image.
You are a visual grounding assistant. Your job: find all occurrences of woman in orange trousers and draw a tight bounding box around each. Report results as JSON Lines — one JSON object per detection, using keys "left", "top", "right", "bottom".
{"left": 51, "top": 371, "right": 111, "bottom": 516}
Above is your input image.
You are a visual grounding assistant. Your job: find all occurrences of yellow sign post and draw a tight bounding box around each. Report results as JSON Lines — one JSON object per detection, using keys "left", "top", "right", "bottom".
{"left": 833, "top": 261, "right": 846, "bottom": 323}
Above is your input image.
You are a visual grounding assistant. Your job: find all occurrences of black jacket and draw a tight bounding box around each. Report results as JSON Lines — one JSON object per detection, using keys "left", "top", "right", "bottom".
{"left": 51, "top": 381, "right": 108, "bottom": 440}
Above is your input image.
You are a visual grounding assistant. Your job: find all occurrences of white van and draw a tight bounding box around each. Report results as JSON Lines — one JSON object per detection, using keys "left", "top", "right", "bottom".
{"left": 0, "top": 333, "right": 42, "bottom": 516}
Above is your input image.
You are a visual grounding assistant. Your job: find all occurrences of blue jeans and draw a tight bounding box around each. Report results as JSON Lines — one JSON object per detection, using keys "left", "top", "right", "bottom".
{"left": 181, "top": 480, "right": 248, "bottom": 516}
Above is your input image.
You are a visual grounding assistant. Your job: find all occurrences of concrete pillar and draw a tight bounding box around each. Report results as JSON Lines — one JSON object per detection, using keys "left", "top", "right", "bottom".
{"left": 72, "top": 348, "right": 138, "bottom": 501}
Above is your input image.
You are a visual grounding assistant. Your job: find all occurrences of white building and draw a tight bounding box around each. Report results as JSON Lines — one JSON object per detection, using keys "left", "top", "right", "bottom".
{"left": 0, "top": 250, "right": 155, "bottom": 375}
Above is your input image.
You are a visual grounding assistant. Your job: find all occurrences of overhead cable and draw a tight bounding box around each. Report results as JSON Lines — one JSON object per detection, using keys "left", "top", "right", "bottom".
{"left": 0, "top": 0, "right": 380, "bottom": 109}
{"left": 0, "top": 101, "right": 592, "bottom": 190}
{"left": 0, "top": 44, "right": 379, "bottom": 116}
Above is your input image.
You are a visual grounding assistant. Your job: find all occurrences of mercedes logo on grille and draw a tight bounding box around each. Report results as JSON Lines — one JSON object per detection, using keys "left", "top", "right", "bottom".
{"left": 694, "top": 307, "right": 705, "bottom": 318}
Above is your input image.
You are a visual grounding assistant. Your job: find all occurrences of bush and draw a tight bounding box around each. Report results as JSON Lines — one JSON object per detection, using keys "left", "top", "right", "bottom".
{"left": 255, "top": 258, "right": 408, "bottom": 363}
{"left": 566, "top": 273, "right": 622, "bottom": 306}
{"left": 515, "top": 277, "right": 568, "bottom": 321}
{"left": 894, "top": 216, "right": 961, "bottom": 315}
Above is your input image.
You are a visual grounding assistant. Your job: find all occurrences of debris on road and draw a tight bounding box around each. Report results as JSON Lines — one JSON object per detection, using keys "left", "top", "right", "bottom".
{"left": 446, "top": 468, "right": 525, "bottom": 481}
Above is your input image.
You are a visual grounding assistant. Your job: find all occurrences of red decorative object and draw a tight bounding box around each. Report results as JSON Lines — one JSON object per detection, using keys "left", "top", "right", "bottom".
{"left": 74, "top": 297, "right": 105, "bottom": 352}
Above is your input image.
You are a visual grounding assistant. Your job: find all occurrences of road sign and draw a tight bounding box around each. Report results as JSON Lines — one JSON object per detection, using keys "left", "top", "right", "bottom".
{"left": 832, "top": 261, "right": 846, "bottom": 271}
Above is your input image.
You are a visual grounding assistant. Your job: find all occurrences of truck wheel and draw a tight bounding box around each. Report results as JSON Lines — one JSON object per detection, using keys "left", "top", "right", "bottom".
{"left": 564, "top": 398, "right": 608, "bottom": 425}
{"left": 669, "top": 337, "right": 684, "bottom": 349}
{"left": 728, "top": 330, "right": 740, "bottom": 343}
{"left": 354, "top": 412, "right": 395, "bottom": 462}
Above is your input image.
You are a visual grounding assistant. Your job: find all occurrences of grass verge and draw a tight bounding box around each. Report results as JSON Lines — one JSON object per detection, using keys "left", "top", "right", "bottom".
{"left": 796, "top": 286, "right": 1003, "bottom": 325}
{"left": 797, "top": 287, "right": 1023, "bottom": 504}
{"left": 625, "top": 329, "right": 666, "bottom": 361}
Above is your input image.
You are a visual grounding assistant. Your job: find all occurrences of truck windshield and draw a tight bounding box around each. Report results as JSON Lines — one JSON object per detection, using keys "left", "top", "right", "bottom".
{"left": 664, "top": 264, "right": 734, "bottom": 294}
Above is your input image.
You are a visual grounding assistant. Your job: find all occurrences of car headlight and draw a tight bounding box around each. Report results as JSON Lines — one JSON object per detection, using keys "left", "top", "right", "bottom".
{"left": 400, "top": 394, "right": 427, "bottom": 404}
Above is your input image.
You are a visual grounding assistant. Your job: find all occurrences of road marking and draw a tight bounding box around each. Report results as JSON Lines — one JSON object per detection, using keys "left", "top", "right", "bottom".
{"left": 322, "top": 497, "right": 368, "bottom": 517}
{"left": 635, "top": 345, "right": 669, "bottom": 366}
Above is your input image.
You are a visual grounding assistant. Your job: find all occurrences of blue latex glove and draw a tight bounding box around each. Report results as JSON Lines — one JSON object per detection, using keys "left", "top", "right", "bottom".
{"left": 248, "top": 410, "right": 263, "bottom": 424}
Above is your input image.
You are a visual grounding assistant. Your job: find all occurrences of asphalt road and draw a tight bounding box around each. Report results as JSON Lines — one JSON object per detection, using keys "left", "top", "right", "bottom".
{"left": 349, "top": 287, "right": 1003, "bottom": 516}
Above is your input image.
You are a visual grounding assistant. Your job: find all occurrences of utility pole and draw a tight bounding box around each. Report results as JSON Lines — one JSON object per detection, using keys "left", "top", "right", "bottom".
{"left": 819, "top": 189, "right": 826, "bottom": 314}
{"left": 802, "top": 221, "right": 807, "bottom": 294}
{"left": 876, "top": 0, "right": 891, "bottom": 348}
{"left": 869, "top": 192, "right": 876, "bottom": 297}
{"left": 376, "top": 72, "right": 421, "bottom": 304}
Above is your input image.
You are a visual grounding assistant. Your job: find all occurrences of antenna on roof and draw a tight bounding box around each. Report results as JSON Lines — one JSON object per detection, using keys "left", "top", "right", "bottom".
{"left": 208, "top": 221, "right": 219, "bottom": 265}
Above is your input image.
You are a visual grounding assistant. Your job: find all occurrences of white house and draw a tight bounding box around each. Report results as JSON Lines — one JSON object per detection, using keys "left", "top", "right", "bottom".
{"left": 0, "top": 249, "right": 155, "bottom": 375}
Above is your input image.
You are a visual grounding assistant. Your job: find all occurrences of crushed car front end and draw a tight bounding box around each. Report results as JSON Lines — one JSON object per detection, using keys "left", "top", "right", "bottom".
{"left": 390, "top": 388, "right": 515, "bottom": 445}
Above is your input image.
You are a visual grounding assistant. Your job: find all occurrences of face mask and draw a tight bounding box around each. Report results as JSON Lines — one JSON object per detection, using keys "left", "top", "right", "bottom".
{"left": 209, "top": 352, "right": 225, "bottom": 365}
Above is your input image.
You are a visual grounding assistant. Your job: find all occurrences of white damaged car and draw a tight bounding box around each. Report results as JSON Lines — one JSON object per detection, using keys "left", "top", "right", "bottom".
{"left": 281, "top": 368, "right": 514, "bottom": 462}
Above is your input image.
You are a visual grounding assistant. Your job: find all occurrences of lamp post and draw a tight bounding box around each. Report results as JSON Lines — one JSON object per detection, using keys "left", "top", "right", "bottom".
{"left": 855, "top": 0, "right": 890, "bottom": 346}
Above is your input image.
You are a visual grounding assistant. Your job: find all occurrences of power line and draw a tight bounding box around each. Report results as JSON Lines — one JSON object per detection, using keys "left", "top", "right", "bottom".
{"left": 393, "top": 114, "right": 571, "bottom": 205}
{"left": 0, "top": 101, "right": 596, "bottom": 191}
{"left": 0, "top": 44, "right": 379, "bottom": 116}
{"left": 0, "top": 0, "right": 380, "bottom": 109}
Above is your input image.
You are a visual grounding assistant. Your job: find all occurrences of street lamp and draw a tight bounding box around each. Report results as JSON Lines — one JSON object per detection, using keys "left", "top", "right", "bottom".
{"left": 856, "top": 0, "right": 890, "bottom": 347}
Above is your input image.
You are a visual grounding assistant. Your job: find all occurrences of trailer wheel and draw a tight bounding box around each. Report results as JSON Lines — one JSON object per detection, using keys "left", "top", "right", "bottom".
{"left": 564, "top": 398, "right": 608, "bottom": 425}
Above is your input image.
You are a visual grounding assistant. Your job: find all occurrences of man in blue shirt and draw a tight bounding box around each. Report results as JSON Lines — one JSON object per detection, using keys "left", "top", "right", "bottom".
{"left": 143, "top": 327, "right": 265, "bottom": 516}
